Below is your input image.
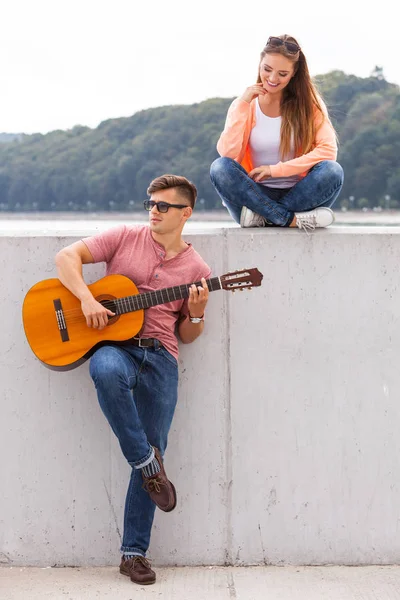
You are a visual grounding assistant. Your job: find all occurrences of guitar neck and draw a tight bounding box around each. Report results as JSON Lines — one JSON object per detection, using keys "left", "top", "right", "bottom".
{"left": 115, "top": 276, "right": 221, "bottom": 314}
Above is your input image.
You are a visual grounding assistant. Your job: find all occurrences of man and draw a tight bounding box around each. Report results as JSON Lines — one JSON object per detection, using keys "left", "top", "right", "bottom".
{"left": 55, "top": 174, "right": 210, "bottom": 585}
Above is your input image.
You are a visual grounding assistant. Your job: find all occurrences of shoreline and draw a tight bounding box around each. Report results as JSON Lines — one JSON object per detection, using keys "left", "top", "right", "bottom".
{"left": 0, "top": 211, "right": 230, "bottom": 221}
{"left": 1, "top": 210, "right": 400, "bottom": 225}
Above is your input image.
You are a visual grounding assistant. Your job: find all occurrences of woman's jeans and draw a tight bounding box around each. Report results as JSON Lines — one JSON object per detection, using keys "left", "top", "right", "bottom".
{"left": 210, "top": 158, "right": 344, "bottom": 226}
{"left": 90, "top": 343, "right": 179, "bottom": 557}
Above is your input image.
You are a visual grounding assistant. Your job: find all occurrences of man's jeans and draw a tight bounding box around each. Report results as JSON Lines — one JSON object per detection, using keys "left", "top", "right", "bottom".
{"left": 90, "top": 343, "right": 178, "bottom": 557}
{"left": 210, "top": 158, "right": 344, "bottom": 226}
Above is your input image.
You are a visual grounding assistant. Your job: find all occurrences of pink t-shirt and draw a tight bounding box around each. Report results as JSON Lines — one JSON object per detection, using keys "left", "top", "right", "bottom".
{"left": 82, "top": 225, "right": 211, "bottom": 360}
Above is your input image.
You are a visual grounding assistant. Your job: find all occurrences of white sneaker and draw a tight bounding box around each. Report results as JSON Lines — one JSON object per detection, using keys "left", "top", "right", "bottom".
{"left": 295, "top": 207, "right": 335, "bottom": 234}
{"left": 240, "top": 207, "right": 267, "bottom": 228}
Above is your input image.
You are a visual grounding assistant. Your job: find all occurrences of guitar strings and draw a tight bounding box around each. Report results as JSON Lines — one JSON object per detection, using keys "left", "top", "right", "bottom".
{"left": 54, "top": 277, "right": 222, "bottom": 325}
{"left": 59, "top": 290, "right": 191, "bottom": 325}
{"left": 59, "top": 285, "right": 197, "bottom": 319}
{"left": 60, "top": 295, "right": 177, "bottom": 321}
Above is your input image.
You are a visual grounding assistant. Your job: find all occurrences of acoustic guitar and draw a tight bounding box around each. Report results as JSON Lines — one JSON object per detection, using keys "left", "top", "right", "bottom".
{"left": 22, "top": 268, "right": 263, "bottom": 371}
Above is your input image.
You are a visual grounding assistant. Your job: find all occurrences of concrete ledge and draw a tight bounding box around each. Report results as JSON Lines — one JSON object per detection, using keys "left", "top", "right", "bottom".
{"left": 2, "top": 228, "right": 400, "bottom": 566}
{"left": 2, "top": 566, "right": 400, "bottom": 600}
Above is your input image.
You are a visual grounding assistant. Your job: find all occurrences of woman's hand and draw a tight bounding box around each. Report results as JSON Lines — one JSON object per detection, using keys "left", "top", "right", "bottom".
{"left": 248, "top": 165, "right": 272, "bottom": 183}
{"left": 240, "top": 83, "right": 267, "bottom": 104}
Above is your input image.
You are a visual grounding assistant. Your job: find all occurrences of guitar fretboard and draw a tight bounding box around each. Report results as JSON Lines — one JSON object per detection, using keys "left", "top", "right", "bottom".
{"left": 114, "top": 276, "right": 221, "bottom": 314}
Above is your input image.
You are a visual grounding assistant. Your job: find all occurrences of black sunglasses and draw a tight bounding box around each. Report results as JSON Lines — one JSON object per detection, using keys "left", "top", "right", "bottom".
{"left": 144, "top": 199, "right": 189, "bottom": 213}
{"left": 266, "top": 36, "right": 300, "bottom": 55}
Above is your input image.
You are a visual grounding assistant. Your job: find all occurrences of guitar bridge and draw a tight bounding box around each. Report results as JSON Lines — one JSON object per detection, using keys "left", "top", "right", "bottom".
{"left": 53, "top": 298, "right": 69, "bottom": 342}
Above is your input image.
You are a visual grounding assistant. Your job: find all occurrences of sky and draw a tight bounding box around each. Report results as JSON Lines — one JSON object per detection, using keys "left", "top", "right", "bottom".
{"left": 0, "top": 0, "right": 398, "bottom": 134}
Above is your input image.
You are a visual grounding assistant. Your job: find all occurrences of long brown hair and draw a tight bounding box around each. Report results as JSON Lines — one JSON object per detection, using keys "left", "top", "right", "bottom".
{"left": 257, "top": 35, "right": 330, "bottom": 159}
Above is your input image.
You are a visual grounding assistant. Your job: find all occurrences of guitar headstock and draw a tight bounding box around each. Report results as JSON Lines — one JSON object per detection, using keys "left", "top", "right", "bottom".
{"left": 220, "top": 268, "right": 263, "bottom": 292}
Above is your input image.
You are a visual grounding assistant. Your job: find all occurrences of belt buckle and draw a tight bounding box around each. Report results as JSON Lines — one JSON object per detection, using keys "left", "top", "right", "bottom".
{"left": 134, "top": 337, "right": 146, "bottom": 348}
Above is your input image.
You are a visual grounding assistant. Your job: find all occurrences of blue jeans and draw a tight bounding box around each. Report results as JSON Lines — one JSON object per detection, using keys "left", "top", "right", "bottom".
{"left": 210, "top": 158, "right": 344, "bottom": 226}
{"left": 89, "top": 343, "right": 179, "bottom": 557}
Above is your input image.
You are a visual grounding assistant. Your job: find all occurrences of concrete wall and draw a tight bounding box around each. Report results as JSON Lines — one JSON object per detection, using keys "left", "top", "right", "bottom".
{"left": 1, "top": 227, "right": 400, "bottom": 567}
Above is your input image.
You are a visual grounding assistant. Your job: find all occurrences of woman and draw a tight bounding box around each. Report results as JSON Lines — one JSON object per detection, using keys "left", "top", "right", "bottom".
{"left": 210, "top": 35, "right": 344, "bottom": 232}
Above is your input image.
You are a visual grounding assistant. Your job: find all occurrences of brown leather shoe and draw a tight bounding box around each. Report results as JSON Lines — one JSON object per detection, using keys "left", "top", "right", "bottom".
{"left": 120, "top": 555, "right": 156, "bottom": 585}
{"left": 142, "top": 447, "right": 177, "bottom": 512}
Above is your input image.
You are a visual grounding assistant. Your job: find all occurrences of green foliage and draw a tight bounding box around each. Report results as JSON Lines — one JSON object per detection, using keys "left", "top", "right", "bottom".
{"left": 0, "top": 99, "right": 231, "bottom": 211}
{"left": 0, "top": 72, "right": 399, "bottom": 212}
{"left": 317, "top": 71, "right": 399, "bottom": 208}
{"left": 356, "top": 197, "right": 369, "bottom": 209}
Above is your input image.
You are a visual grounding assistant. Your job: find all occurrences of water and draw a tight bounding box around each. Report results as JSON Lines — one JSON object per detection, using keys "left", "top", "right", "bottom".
{"left": 0, "top": 215, "right": 236, "bottom": 236}
{"left": 1, "top": 212, "right": 400, "bottom": 235}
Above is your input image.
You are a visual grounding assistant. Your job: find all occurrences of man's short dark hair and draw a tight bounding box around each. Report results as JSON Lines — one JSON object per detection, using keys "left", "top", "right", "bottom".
{"left": 147, "top": 174, "right": 197, "bottom": 208}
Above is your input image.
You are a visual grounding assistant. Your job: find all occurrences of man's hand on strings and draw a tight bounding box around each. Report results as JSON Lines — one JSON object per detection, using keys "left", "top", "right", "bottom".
{"left": 188, "top": 278, "right": 209, "bottom": 319}
{"left": 81, "top": 295, "right": 115, "bottom": 329}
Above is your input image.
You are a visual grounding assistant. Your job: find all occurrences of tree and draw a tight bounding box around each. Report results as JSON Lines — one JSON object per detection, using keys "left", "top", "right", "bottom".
{"left": 0, "top": 73, "right": 399, "bottom": 211}
{"left": 371, "top": 66, "right": 385, "bottom": 81}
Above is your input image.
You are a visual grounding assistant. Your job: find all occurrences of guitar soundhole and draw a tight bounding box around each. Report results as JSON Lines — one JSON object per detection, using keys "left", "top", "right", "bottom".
{"left": 96, "top": 295, "right": 120, "bottom": 325}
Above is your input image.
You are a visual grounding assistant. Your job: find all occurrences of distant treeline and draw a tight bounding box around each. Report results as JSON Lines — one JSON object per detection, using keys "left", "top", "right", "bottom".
{"left": 0, "top": 68, "right": 399, "bottom": 212}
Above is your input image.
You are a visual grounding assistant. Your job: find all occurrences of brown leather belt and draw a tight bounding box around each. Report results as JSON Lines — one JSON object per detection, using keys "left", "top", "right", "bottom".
{"left": 131, "top": 337, "right": 163, "bottom": 349}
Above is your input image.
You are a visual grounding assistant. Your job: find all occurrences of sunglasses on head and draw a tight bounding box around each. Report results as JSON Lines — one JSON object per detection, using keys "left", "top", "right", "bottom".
{"left": 266, "top": 36, "right": 300, "bottom": 55}
{"left": 144, "top": 199, "right": 189, "bottom": 213}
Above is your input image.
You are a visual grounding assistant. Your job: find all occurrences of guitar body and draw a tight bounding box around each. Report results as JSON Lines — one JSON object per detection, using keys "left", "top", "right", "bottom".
{"left": 22, "top": 274, "right": 144, "bottom": 371}
{"left": 22, "top": 266, "right": 263, "bottom": 371}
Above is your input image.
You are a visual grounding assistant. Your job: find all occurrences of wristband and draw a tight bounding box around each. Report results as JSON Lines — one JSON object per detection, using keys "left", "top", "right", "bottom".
{"left": 189, "top": 314, "right": 204, "bottom": 324}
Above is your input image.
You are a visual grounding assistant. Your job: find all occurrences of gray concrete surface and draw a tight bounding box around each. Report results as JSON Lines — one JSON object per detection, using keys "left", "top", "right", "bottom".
{"left": 2, "top": 228, "right": 400, "bottom": 567}
{"left": 2, "top": 566, "right": 400, "bottom": 599}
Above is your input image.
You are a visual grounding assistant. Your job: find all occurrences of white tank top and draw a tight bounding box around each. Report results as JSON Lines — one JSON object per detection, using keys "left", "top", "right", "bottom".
{"left": 249, "top": 98, "right": 300, "bottom": 189}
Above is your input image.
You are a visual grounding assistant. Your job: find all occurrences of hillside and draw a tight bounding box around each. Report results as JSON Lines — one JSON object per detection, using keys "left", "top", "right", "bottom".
{"left": 0, "top": 71, "right": 398, "bottom": 211}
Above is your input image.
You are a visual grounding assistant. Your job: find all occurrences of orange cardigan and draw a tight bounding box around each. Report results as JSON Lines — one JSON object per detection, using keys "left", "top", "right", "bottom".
{"left": 216, "top": 97, "right": 337, "bottom": 178}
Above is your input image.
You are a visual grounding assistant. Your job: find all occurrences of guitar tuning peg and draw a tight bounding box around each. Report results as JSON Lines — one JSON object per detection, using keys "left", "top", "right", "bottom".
{"left": 239, "top": 288, "right": 243, "bottom": 292}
